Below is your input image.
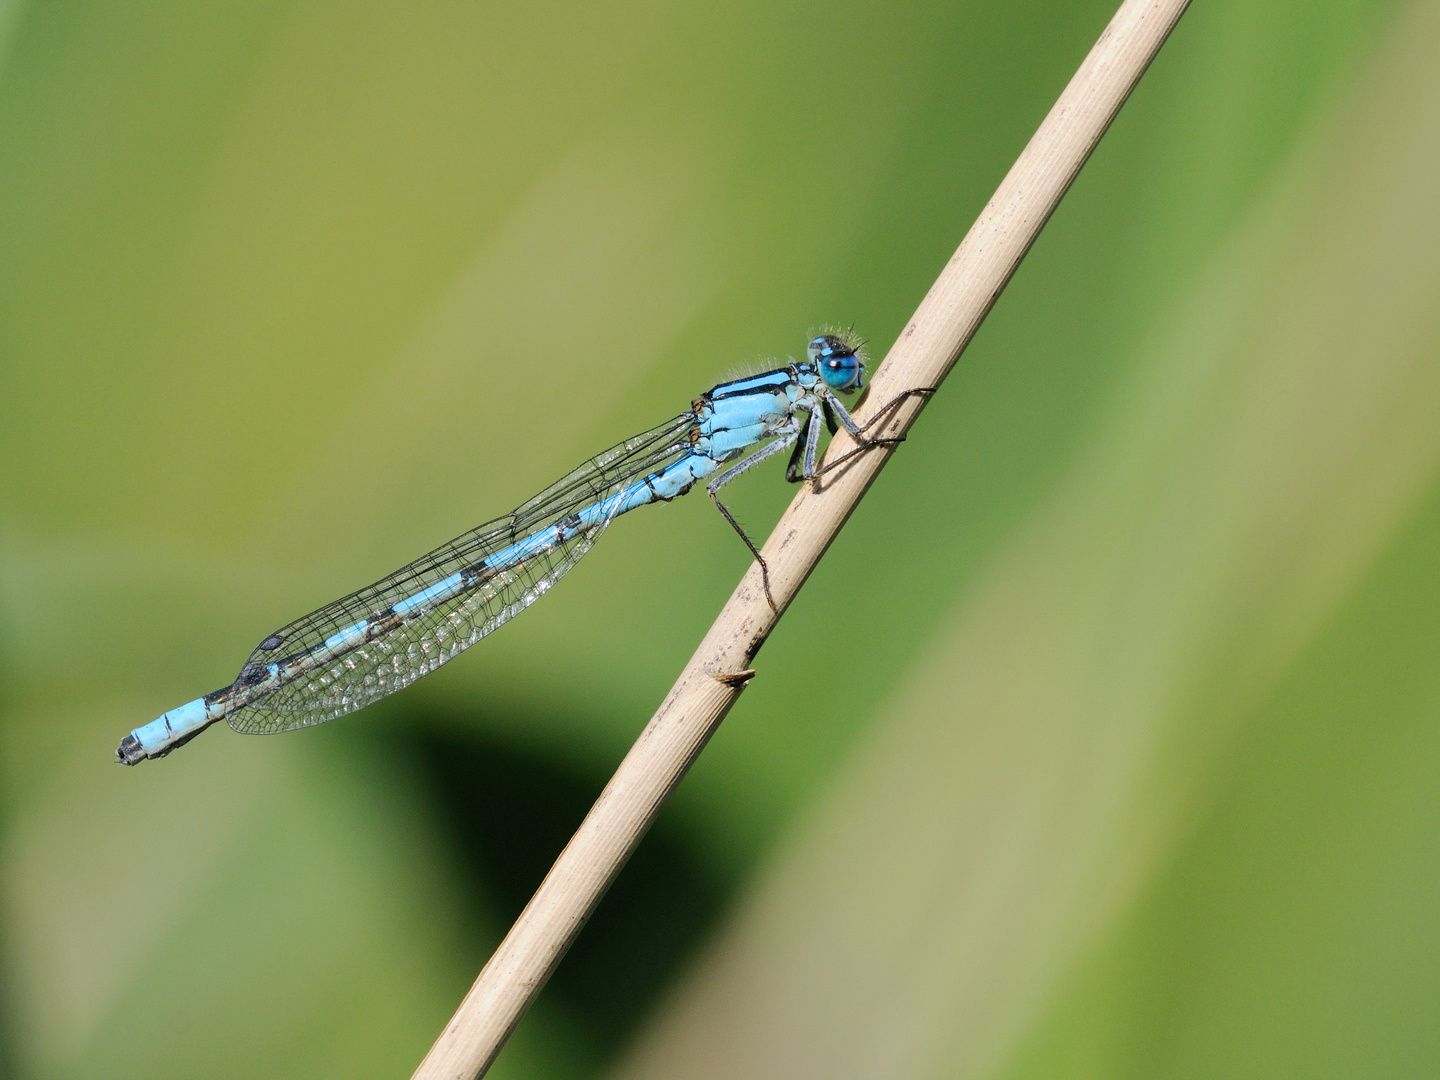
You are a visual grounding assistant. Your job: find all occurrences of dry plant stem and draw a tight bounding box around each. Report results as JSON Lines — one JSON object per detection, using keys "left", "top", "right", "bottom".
{"left": 412, "top": 1, "right": 1191, "bottom": 1076}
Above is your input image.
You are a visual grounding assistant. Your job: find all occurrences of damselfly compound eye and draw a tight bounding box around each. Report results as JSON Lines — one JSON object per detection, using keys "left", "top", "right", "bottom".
{"left": 808, "top": 334, "right": 863, "bottom": 391}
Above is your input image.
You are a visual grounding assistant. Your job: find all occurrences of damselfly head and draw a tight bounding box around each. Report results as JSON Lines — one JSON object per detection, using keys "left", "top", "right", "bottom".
{"left": 808, "top": 329, "right": 867, "bottom": 392}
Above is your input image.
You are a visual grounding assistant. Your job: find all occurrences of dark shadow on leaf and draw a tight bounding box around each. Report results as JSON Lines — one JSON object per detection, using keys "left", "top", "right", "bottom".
{"left": 386, "top": 711, "right": 728, "bottom": 1065}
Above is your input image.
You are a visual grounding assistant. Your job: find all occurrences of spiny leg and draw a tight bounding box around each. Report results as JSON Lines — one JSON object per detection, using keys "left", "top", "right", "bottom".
{"left": 786, "top": 433, "right": 805, "bottom": 484}
{"left": 811, "top": 386, "right": 938, "bottom": 481}
{"left": 786, "top": 408, "right": 824, "bottom": 484}
{"left": 802, "top": 405, "right": 824, "bottom": 478}
{"left": 823, "top": 385, "right": 937, "bottom": 439}
{"left": 707, "top": 430, "right": 799, "bottom": 610}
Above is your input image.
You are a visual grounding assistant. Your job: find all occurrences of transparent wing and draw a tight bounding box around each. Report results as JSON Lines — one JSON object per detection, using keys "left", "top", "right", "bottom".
{"left": 226, "top": 413, "right": 698, "bottom": 734}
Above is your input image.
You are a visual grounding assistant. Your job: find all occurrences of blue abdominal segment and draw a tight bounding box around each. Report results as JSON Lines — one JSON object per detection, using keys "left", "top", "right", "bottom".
{"left": 392, "top": 573, "right": 465, "bottom": 617}
{"left": 127, "top": 695, "right": 228, "bottom": 758}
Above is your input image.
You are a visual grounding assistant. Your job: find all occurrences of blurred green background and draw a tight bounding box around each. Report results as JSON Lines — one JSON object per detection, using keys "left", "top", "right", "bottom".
{"left": 3, "top": 0, "right": 1439, "bottom": 1077}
